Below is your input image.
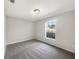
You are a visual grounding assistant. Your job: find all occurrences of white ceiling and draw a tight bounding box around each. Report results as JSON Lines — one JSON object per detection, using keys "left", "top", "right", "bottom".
{"left": 5, "top": 0, "right": 75, "bottom": 21}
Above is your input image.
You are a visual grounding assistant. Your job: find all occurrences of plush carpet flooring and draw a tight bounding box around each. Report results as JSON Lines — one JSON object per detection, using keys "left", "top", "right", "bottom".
{"left": 5, "top": 40, "right": 75, "bottom": 59}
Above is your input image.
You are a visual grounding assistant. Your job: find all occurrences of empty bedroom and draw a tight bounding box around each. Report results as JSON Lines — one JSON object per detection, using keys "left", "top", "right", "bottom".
{"left": 4, "top": 0, "right": 75, "bottom": 59}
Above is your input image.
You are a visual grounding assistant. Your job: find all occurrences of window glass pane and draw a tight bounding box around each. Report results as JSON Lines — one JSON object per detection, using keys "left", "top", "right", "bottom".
{"left": 45, "top": 20, "right": 56, "bottom": 39}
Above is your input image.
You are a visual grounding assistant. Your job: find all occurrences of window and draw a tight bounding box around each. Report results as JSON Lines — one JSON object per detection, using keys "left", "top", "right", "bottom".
{"left": 45, "top": 20, "right": 56, "bottom": 39}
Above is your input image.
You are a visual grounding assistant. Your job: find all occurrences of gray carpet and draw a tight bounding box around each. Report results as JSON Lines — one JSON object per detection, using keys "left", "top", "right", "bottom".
{"left": 5, "top": 40, "right": 75, "bottom": 59}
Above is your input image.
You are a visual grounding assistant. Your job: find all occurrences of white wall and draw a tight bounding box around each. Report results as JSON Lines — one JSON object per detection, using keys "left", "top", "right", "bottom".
{"left": 35, "top": 11, "right": 75, "bottom": 53}
{"left": 5, "top": 16, "right": 35, "bottom": 45}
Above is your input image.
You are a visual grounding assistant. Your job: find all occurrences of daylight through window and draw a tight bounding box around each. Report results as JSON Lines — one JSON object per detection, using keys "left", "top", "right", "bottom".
{"left": 45, "top": 20, "right": 56, "bottom": 39}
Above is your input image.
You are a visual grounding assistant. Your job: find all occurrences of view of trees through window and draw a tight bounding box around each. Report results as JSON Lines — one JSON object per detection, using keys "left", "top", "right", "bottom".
{"left": 45, "top": 20, "right": 56, "bottom": 39}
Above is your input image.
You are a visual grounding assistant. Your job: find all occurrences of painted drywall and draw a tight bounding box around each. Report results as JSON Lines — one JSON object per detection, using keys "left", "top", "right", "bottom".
{"left": 5, "top": 16, "right": 35, "bottom": 45}
{"left": 35, "top": 11, "right": 75, "bottom": 53}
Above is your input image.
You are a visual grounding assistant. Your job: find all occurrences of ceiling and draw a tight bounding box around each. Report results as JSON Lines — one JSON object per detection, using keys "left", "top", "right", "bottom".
{"left": 5, "top": 0, "right": 75, "bottom": 21}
